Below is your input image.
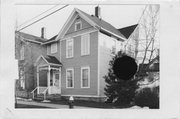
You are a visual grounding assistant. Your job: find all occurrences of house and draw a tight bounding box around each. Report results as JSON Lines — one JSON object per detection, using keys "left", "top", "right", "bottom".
{"left": 118, "top": 24, "right": 139, "bottom": 58}
{"left": 137, "top": 55, "right": 159, "bottom": 93}
{"left": 15, "top": 30, "right": 47, "bottom": 91}
{"left": 15, "top": 6, "right": 139, "bottom": 101}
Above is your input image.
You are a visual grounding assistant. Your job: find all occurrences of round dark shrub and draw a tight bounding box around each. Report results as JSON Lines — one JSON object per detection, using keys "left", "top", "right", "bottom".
{"left": 135, "top": 87, "right": 159, "bottom": 109}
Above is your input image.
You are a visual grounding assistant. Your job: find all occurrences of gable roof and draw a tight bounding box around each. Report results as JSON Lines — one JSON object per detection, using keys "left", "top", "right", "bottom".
{"left": 35, "top": 55, "right": 62, "bottom": 66}
{"left": 43, "top": 35, "right": 58, "bottom": 44}
{"left": 118, "top": 24, "right": 138, "bottom": 39}
{"left": 44, "top": 55, "right": 62, "bottom": 65}
{"left": 77, "top": 9, "right": 126, "bottom": 40}
{"left": 45, "top": 8, "right": 128, "bottom": 44}
{"left": 15, "top": 31, "right": 47, "bottom": 44}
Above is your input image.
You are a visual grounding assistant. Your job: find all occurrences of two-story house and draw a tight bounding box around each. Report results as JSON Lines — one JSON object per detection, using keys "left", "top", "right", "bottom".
{"left": 15, "top": 30, "right": 47, "bottom": 91}
{"left": 15, "top": 6, "right": 139, "bottom": 101}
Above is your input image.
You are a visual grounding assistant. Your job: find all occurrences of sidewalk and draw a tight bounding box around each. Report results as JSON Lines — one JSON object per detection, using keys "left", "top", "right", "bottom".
{"left": 16, "top": 99, "right": 97, "bottom": 109}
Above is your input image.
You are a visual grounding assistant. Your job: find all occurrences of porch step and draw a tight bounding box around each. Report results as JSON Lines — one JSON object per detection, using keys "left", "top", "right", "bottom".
{"left": 33, "top": 94, "right": 45, "bottom": 101}
{"left": 33, "top": 97, "right": 44, "bottom": 102}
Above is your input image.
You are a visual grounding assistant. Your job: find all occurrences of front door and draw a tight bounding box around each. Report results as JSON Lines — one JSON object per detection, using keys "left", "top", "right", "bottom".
{"left": 49, "top": 71, "right": 61, "bottom": 94}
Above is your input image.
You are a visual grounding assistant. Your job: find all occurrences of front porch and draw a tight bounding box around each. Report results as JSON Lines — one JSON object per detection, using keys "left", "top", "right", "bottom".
{"left": 32, "top": 55, "right": 62, "bottom": 99}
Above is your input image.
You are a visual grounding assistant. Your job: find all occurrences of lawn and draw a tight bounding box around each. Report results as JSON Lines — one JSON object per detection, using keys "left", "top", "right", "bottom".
{"left": 15, "top": 104, "right": 51, "bottom": 108}
{"left": 48, "top": 99, "right": 132, "bottom": 109}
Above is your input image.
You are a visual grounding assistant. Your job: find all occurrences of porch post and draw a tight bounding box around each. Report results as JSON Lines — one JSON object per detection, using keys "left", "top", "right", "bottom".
{"left": 37, "top": 66, "right": 39, "bottom": 94}
{"left": 47, "top": 65, "right": 50, "bottom": 94}
{"left": 59, "top": 67, "right": 61, "bottom": 94}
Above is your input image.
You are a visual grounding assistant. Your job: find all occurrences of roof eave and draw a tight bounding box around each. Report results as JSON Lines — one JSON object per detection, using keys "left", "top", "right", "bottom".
{"left": 100, "top": 27, "right": 126, "bottom": 41}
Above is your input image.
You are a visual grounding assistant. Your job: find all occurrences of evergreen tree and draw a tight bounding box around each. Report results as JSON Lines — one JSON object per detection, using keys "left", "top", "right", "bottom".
{"left": 104, "top": 51, "right": 139, "bottom": 105}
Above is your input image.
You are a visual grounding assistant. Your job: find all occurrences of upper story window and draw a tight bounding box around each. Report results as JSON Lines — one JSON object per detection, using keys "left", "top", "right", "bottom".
{"left": 20, "top": 45, "right": 24, "bottom": 60}
{"left": 66, "top": 68, "right": 74, "bottom": 88}
{"left": 75, "top": 21, "right": 82, "bottom": 31}
{"left": 66, "top": 38, "right": 73, "bottom": 58}
{"left": 81, "top": 33, "right": 90, "bottom": 56}
{"left": 51, "top": 43, "right": 57, "bottom": 54}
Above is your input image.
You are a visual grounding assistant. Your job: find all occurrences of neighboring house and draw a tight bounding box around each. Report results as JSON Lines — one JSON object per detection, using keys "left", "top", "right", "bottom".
{"left": 15, "top": 6, "right": 138, "bottom": 101}
{"left": 137, "top": 55, "right": 159, "bottom": 92}
{"left": 118, "top": 24, "right": 139, "bottom": 58}
{"left": 15, "top": 30, "right": 47, "bottom": 91}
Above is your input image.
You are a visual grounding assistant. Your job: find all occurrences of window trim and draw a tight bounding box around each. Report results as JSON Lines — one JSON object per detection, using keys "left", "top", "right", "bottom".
{"left": 66, "top": 38, "right": 74, "bottom": 58}
{"left": 51, "top": 43, "right": 57, "bottom": 54}
{"left": 81, "top": 66, "right": 90, "bottom": 88}
{"left": 75, "top": 21, "right": 82, "bottom": 31}
{"left": 20, "top": 45, "right": 25, "bottom": 60}
{"left": 81, "top": 33, "right": 90, "bottom": 56}
{"left": 66, "top": 68, "right": 74, "bottom": 88}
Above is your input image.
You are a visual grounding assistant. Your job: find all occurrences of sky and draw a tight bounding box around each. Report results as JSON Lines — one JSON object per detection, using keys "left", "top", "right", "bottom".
{"left": 16, "top": 4, "right": 146, "bottom": 39}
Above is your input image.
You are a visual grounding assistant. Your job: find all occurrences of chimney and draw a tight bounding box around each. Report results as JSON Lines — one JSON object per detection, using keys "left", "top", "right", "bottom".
{"left": 95, "top": 6, "right": 101, "bottom": 18}
{"left": 41, "top": 27, "right": 46, "bottom": 39}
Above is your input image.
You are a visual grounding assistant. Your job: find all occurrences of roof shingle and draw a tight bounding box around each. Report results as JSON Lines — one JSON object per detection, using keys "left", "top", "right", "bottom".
{"left": 44, "top": 55, "right": 62, "bottom": 65}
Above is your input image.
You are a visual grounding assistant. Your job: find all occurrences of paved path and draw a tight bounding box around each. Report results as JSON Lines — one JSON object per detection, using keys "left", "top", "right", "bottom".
{"left": 16, "top": 99, "right": 97, "bottom": 109}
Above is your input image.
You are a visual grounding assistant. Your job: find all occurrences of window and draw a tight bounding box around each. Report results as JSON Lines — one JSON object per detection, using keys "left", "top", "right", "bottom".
{"left": 81, "top": 34, "right": 90, "bottom": 56}
{"left": 66, "top": 39, "right": 73, "bottom": 58}
{"left": 51, "top": 43, "right": 57, "bottom": 54}
{"left": 66, "top": 68, "right": 74, "bottom": 88}
{"left": 81, "top": 66, "right": 90, "bottom": 88}
{"left": 20, "top": 45, "right": 24, "bottom": 60}
{"left": 75, "top": 21, "right": 82, "bottom": 31}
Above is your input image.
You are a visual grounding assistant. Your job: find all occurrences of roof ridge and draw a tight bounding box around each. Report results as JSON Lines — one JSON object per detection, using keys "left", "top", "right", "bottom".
{"left": 76, "top": 8, "right": 126, "bottom": 40}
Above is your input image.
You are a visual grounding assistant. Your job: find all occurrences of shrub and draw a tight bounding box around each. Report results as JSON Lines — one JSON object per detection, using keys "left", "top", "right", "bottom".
{"left": 135, "top": 87, "right": 159, "bottom": 109}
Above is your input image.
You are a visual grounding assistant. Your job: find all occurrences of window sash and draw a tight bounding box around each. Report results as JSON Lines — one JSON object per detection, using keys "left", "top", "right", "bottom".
{"left": 20, "top": 45, "right": 24, "bottom": 60}
{"left": 66, "top": 69, "right": 74, "bottom": 88}
{"left": 75, "top": 21, "right": 82, "bottom": 31}
{"left": 66, "top": 39, "right": 73, "bottom": 58}
{"left": 51, "top": 43, "right": 57, "bottom": 54}
{"left": 81, "top": 67, "right": 90, "bottom": 88}
{"left": 81, "top": 34, "right": 90, "bottom": 56}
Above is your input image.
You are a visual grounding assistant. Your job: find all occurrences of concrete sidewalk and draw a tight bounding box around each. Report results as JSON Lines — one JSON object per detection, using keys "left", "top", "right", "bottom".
{"left": 16, "top": 99, "right": 97, "bottom": 109}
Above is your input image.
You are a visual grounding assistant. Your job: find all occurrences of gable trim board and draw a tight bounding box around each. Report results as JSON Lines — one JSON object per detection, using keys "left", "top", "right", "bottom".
{"left": 56, "top": 8, "right": 98, "bottom": 41}
{"left": 35, "top": 55, "right": 49, "bottom": 66}
{"left": 35, "top": 55, "right": 62, "bottom": 66}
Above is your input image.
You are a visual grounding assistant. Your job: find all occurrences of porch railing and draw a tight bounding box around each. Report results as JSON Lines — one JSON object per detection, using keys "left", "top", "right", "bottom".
{"left": 42, "top": 87, "right": 49, "bottom": 100}
{"left": 38, "top": 86, "right": 47, "bottom": 94}
{"left": 31, "top": 87, "right": 38, "bottom": 99}
{"left": 31, "top": 86, "right": 48, "bottom": 99}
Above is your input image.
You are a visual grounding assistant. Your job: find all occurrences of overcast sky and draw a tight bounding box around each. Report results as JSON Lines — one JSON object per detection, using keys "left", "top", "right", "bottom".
{"left": 16, "top": 4, "right": 146, "bottom": 39}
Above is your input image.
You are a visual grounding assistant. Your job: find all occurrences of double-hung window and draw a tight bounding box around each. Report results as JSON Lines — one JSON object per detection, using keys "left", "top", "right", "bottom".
{"left": 66, "top": 39, "right": 73, "bottom": 58}
{"left": 81, "top": 34, "right": 90, "bottom": 56}
{"left": 75, "top": 21, "right": 82, "bottom": 31}
{"left": 20, "top": 45, "right": 24, "bottom": 60}
{"left": 81, "top": 66, "right": 90, "bottom": 88}
{"left": 66, "top": 68, "right": 74, "bottom": 88}
{"left": 51, "top": 43, "right": 57, "bottom": 54}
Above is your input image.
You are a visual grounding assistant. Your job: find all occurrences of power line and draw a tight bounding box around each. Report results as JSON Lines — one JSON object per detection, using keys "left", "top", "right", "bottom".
{"left": 17, "top": 4, "right": 69, "bottom": 31}
{"left": 18, "top": 4, "right": 60, "bottom": 28}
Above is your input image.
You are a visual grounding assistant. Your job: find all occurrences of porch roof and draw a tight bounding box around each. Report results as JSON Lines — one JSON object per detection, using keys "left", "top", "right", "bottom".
{"left": 44, "top": 55, "right": 62, "bottom": 65}
{"left": 35, "top": 55, "right": 62, "bottom": 67}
